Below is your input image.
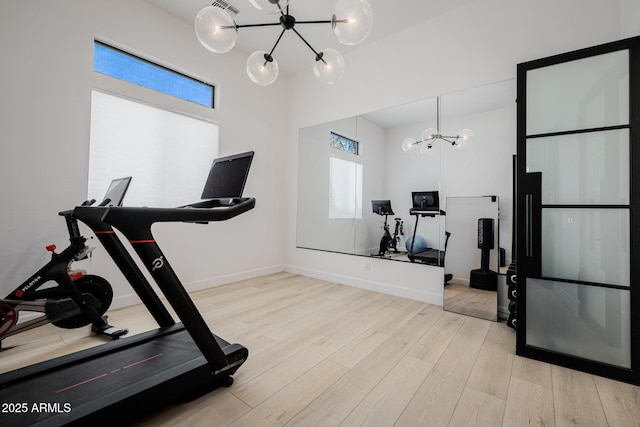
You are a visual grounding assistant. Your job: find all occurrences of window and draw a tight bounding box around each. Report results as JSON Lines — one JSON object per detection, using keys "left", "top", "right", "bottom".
{"left": 94, "top": 41, "right": 214, "bottom": 108}
{"left": 329, "top": 156, "right": 363, "bottom": 219}
{"left": 88, "top": 91, "right": 219, "bottom": 208}
{"left": 330, "top": 132, "right": 359, "bottom": 155}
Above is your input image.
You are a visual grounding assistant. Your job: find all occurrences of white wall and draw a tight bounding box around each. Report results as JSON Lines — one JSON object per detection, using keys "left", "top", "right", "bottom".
{"left": 0, "top": 0, "right": 288, "bottom": 309}
{"left": 621, "top": 0, "right": 640, "bottom": 38}
{"left": 284, "top": 0, "right": 627, "bottom": 307}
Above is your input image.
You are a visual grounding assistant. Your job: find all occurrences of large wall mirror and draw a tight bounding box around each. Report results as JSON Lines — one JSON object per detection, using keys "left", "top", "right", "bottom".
{"left": 444, "top": 196, "right": 500, "bottom": 321}
{"left": 297, "top": 79, "right": 516, "bottom": 317}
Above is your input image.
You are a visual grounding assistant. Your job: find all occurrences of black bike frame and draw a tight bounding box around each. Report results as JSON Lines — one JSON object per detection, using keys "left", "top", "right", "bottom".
{"left": 1, "top": 214, "right": 108, "bottom": 341}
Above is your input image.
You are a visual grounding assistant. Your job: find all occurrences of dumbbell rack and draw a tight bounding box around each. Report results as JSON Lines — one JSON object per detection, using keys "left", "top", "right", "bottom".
{"left": 507, "top": 262, "right": 517, "bottom": 329}
{"left": 506, "top": 156, "right": 517, "bottom": 330}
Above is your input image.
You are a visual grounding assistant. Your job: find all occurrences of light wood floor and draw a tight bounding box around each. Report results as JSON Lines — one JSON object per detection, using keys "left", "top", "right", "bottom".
{"left": 1, "top": 272, "right": 639, "bottom": 426}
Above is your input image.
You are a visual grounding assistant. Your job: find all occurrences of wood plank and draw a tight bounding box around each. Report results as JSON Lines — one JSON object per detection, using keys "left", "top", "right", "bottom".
{"left": 232, "top": 299, "right": 426, "bottom": 407}
{"left": 394, "top": 316, "right": 491, "bottom": 426}
{"left": 229, "top": 360, "right": 349, "bottom": 427}
{"left": 448, "top": 386, "right": 505, "bottom": 427}
{"left": 340, "top": 355, "right": 434, "bottom": 426}
{"left": 551, "top": 365, "right": 608, "bottom": 427}
{"left": 232, "top": 330, "right": 324, "bottom": 387}
{"left": 593, "top": 375, "right": 640, "bottom": 427}
{"left": 502, "top": 377, "right": 555, "bottom": 427}
{"left": 286, "top": 304, "right": 442, "bottom": 426}
{"left": 407, "top": 310, "right": 465, "bottom": 364}
{"left": 466, "top": 321, "right": 515, "bottom": 399}
{"left": 511, "top": 354, "right": 553, "bottom": 388}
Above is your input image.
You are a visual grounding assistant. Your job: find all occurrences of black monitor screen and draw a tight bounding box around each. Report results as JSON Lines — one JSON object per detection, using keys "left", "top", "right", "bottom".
{"left": 372, "top": 200, "right": 393, "bottom": 215}
{"left": 102, "top": 177, "right": 132, "bottom": 206}
{"left": 201, "top": 151, "right": 254, "bottom": 199}
{"left": 412, "top": 191, "right": 439, "bottom": 211}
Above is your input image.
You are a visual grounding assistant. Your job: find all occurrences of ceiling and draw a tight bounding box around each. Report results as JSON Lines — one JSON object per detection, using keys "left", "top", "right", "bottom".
{"left": 361, "top": 79, "right": 516, "bottom": 129}
{"left": 147, "top": 0, "right": 473, "bottom": 75}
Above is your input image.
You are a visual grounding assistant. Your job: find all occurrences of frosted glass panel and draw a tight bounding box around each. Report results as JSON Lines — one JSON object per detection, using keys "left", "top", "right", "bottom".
{"left": 526, "top": 129, "right": 630, "bottom": 204}
{"left": 89, "top": 90, "right": 219, "bottom": 208}
{"left": 541, "top": 208, "right": 629, "bottom": 286}
{"left": 526, "top": 278, "right": 630, "bottom": 368}
{"left": 527, "top": 50, "right": 629, "bottom": 135}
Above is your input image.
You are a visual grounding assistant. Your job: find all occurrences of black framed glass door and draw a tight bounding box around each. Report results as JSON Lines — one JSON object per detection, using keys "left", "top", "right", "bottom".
{"left": 516, "top": 36, "right": 640, "bottom": 385}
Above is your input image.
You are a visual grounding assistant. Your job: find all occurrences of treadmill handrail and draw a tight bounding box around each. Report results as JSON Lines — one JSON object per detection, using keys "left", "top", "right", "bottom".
{"left": 409, "top": 207, "right": 446, "bottom": 216}
{"left": 105, "top": 197, "right": 255, "bottom": 225}
{"left": 72, "top": 197, "right": 255, "bottom": 241}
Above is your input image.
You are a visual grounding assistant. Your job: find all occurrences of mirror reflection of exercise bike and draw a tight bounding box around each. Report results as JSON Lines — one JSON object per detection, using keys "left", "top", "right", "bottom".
{"left": 0, "top": 180, "right": 132, "bottom": 350}
{"left": 372, "top": 200, "right": 403, "bottom": 257}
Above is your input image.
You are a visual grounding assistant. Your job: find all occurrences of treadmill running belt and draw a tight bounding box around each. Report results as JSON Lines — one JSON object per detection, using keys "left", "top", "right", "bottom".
{"left": 0, "top": 327, "right": 246, "bottom": 426}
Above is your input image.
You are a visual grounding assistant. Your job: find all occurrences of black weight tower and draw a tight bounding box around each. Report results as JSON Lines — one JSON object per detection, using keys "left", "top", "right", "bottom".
{"left": 470, "top": 218, "right": 497, "bottom": 291}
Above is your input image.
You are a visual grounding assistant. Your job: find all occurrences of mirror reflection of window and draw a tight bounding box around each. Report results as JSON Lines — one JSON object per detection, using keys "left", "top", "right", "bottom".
{"left": 329, "top": 156, "right": 363, "bottom": 219}
{"left": 330, "top": 132, "right": 359, "bottom": 155}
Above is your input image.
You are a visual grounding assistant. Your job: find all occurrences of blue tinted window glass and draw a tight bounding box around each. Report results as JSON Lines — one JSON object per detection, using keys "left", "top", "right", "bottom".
{"left": 94, "top": 42, "right": 214, "bottom": 108}
{"left": 330, "top": 132, "right": 359, "bottom": 155}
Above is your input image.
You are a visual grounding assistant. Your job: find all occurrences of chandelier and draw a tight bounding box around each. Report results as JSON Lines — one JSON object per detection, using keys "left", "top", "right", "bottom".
{"left": 401, "top": 97, "right": 474, "bottom": 154}
{"left": 195, "top": 0, "right": 374, "bottom": 86}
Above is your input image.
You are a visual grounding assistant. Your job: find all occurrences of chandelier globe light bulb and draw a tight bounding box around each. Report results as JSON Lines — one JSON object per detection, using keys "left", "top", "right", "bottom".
{"left": 313, "top": 48, "right": 345, "bottom": 84}
{"left": 402, "top": 137, "right": 418, "bottom": 153}
{"left": 246, "top": 51, "right": 279, "bottom": 86}
{"left": 194, "top": 6, "right": 238, "bottom": 53}
{"left": 332, "top": 0, "right": 374, "bottom": 45}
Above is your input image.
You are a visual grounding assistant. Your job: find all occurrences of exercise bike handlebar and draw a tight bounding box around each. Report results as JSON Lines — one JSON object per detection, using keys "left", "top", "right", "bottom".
{"left": 58, "top": 210, "right": 86, "bottom": 241}
{"left": 57, "top": 199, "right": 98, "bottom": 240}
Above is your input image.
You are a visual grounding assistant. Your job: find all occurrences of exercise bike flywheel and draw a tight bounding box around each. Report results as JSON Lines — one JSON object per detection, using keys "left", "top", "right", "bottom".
{"left": 50, "top": 275, "right": 114, "bottom": 329}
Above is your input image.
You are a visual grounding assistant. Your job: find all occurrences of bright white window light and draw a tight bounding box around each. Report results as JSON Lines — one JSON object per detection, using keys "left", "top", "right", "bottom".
{"left": 88, "top": 90, "right": 219, "bottom": 207}
{"left": 329, "top": 156, "right": 363, "bottom": 219}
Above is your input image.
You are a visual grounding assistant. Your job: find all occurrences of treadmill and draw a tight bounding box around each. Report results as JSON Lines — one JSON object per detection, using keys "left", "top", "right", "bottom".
{"left": 0, "top": 152, "right": 255, "bottom": 426}
{"left": 407, "top": 191, "right": 447, "bottom": 266}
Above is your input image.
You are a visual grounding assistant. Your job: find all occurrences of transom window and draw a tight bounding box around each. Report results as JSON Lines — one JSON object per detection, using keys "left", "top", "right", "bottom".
{"left": 330, "top": 132, "right": 359, "bottom": 155}
{"left": 93, "top": 41, "right": 215, "bottom": 108}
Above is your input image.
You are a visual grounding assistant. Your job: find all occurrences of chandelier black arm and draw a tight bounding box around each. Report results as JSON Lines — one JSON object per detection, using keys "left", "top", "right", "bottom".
{"left": 236, "top": 19, "right": 331, "bottom": 29}
{"left": 260, "top": 28, "right": 287, "bottom": 66}
{"left": 294, "top": 20, "right": 332, "bottom": 24}
{"left": 439, "top": 136, "right": 458, "bottom": 144}
{"left": 236, "top": 22, "right": 282, "bottom": 28}
{"left": 291, "top": 27, "right": 326, "bottom": 63}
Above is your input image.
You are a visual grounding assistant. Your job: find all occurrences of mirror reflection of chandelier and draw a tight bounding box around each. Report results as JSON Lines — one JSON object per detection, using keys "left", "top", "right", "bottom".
{"left": 402, "top": 96, "right": 474, "bottom": 154}
{"left": 194, "top": 0, "right": 374, "bottom": 86}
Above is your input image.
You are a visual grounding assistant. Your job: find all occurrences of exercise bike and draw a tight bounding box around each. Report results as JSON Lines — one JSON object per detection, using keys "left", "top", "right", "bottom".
{"left": 0, "top": 202, "right": 128, "bottom": 350}
{"left": 372, "top": 200, "right": 403, "bottom": 257}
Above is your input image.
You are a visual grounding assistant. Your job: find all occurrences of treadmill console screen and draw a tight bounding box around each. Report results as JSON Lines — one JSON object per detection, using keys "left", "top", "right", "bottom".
{"left": 201, "top": 151, "right": 254, "bottom": 199}
{"left": 411, "top": 191, "right": 439, "bottom": 211}
{"left": 102, "top": 177, "right": 132, "bottom": 206}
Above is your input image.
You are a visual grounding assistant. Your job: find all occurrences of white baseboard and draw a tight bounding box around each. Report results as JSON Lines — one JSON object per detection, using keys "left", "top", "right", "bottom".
{"left": 284, "top": 264, "right": 443, "bottom": 306}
